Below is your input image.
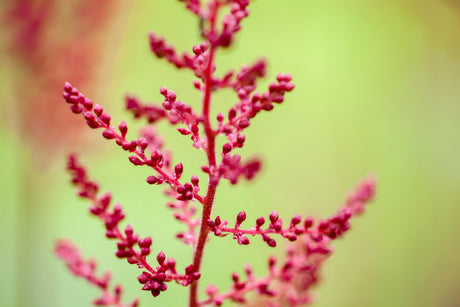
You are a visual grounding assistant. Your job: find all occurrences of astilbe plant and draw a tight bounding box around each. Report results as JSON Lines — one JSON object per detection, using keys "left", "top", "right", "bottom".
{"left": 56, "top": 1, "right": 376, "bottom": 306}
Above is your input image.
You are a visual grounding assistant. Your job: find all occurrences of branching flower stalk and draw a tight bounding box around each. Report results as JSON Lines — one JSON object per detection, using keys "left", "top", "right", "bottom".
{"left": 56, "top": 1, "right": 376, "bottom": 306}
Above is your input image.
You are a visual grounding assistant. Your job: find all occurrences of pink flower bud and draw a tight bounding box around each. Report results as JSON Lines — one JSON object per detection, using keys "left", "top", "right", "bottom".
{"left": 177, "top": 127, "right": 191, "bottom": 135}
{"left": 222, "top": 143, "right": 232, "bottom": 154}
{"left": 94, "top": 104, "right": 103, "bottom": 116}
{"left": 267, "top": 238, "right": 276, "bottom": 247}
{"left": 102, "top": 129, "right": 115, "bottom": 140}
{"left": 237, "top": 235, "right": 250, "bottom": 245}
{"left": 191, "top": 175, "right": 199, "bottom": 186}
{"left": 269, "top": 210, "right": 279, "bottom": 224}
{"left": 185, "top": 264, "right": 195, "bottom": 275}
{"left": 256, "top": 217, "right": 265, "bottom": 227}
{"left": 146, "top": 176, "right": 158, "bottom": 185}
{"left": 174, "top": 163, "right": 183, "bottom": 177}
{"left": 129, "top": 155, "right": 143, "bottom": 166}
{"left": 119, "top": 121, "right": 128, "bottom": 137}
{"left": 236, "top": 211, "right": 246, "bottom": 225}
{"left": 137, "top": 272, "right": 151, "bottom": 284}
{"left": 70, "top": 105, "right": 82, "bottom": 114}
{"left": 138, "top": 237, "right": 152, "bottom": 248}
{"left": 156, "top": 251, "right": 165, "bottom": 265}
{"left": 238, "top": 118, "right": 250, "bottom": 129}
{"left": 290, "top": 214, "right": 302, "bottom": 226}
{"left": 167, "top": 90, "right": 176, "bottom": 102}
{"left": 304, "top": 217, "right": 313, "bottom": 229}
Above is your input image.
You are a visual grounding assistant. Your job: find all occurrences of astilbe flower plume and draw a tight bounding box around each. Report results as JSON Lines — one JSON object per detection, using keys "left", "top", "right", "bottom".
{"left": 56, "top": 1, "right": 376, "bottom": 306}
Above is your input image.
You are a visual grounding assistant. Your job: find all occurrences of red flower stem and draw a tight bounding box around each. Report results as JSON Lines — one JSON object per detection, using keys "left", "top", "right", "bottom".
{"left": 190, "top": 3, "right": 221, "bottom": 305}
{"left": 190, "top": 183, "right": 217, "bottom": 306}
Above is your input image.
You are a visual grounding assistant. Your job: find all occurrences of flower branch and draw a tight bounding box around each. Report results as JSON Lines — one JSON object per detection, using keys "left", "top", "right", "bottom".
{"left": 65, "top": 154, "right": 200, "bottom": 298}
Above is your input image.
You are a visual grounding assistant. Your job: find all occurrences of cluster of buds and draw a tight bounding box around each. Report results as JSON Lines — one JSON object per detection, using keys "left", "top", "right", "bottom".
{"left": 207, "top": 209, "right": 308, "bottom": 247}
{"left": 56, "top": 1, "right": 376, "bottom": 306}
{"left": 207, "top": 177, "right": 375, "bottom": 250}
{"left": 137, "top": 254, "right": 200, "bottom": 297}
{"left": 201, "top": 177, "right": 375, "bottom": 306}
{"left": 63, "top": 82, "right": 204, "bottom": 203}
{"left": 65, "top": 154, "right": 200, "bottom": 299}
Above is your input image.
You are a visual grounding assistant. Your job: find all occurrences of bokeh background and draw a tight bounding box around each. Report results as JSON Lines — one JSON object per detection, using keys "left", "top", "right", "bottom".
{"left": 1, "top": 0, "right": 460, "bottom": 306}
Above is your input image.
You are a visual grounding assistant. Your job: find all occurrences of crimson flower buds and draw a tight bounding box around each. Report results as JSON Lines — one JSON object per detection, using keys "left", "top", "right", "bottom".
{"left": 56, "top": 1, "right": 375, "bottom": 306}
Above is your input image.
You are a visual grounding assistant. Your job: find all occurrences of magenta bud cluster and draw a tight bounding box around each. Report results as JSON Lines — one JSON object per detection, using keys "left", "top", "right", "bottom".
{"left": 57, "top": 1, "right": 376, "bottom": 306}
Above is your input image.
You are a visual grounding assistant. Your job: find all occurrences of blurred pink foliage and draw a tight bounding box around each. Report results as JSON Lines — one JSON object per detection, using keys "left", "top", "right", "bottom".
{"left": 3, "top": 0, "right": 124, "bottom": 158}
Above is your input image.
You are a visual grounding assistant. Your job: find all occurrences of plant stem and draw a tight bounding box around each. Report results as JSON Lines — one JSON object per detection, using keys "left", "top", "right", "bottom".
{"left": 190, "top": 3, "right": 221, "bottom": 305}
{"left": 190, "top": 37, "right": 218, "bottom": 307}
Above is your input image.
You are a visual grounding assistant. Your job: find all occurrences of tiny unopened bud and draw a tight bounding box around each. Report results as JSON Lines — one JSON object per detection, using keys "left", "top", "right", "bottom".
{"left": 137, "top": 272, "right": 151, "bottom": 284}
{"left": 269, "top": 210, "right": 279, "bottom": 224}
{"left": 119, "top": 121, "right": 128, "bottom": 137}
{"left": 238, "top": 118, "right": 250, "bottom": 129}
{"left": 193, "top": 45, "right": 201, "bottom": 55}
{"left": 138, "top": 237, "right": 152, "bottom": 247}
{"left": 102, "top": 129, "right": 115, "bottom": 140}
{"left": 177, "top": 185, "right": 185, "bottom": 194}
{"left": 157, "top": 251, "right": 166, "bottom": 265}
{"left": 193, "top": 79, "right": 201, "bottom": 89}
{"left": 174, "top": 163, "right": 183, "bottom": 177}
{"left": 228, "top": 108, "right": 237, "bottom": 119}
{"left": 206, "top": 284, "right": 218, "bottom": 296}
{"left": 191, "top": 175, "right": 199, "bottom": 186}
{"left": 70, "top": 105, "right": 82, "bottom": 114}
{"left": 304, "top": 217, "right": 314, "bottom": 229}
{"left": 125, "top": 224, "right": 133, "bottom": 236}
{"left": 94, "top": 104, "right": 103, "bottom": 116}
{"left": 222, "top": 143, "right": 232, "bottom": 154}
{"left": 267, "top": 238, "right": 276, "bottom": 247}
{"left": 192, "top": 272, "right": 201, "bottom": 280}
{"left": 256, "top": 217, "right": 265, "bottom": 227}
{"left": 177, "top": 127, "right": 191, "bottom": 135}
{"left": 100, "top": 112, "right": 111, "bottom": 125}
{"left": 129, "top": 155, "right": 143, "bottom": 166}
{"left": 310, "top": 233, "right": 323, "bottom": 242}
{"left": 185, "top": 264, "right": 195, "bottom": 274}
{"left": 216, "top": 113, "right": 224, "bottom": 122}
{"left": 291, "top": 214, "right": 302, "bottom": 226}
{"left": 237, "top": 235, "right": 250, "bottom": 245}
{"left": 64, "top": 82, "right": 72, "bottom": 91}
{"left": 191, "top": 124, "right": 199, "bottom": 134}
{"left": 167, "top": 90, "right": 176, "bottom": 102}
{"left": 268, "top": 256, "right": 276, "bottom": 267}
{"left": 236, "top": 211, "right": 246, "bottom": 225}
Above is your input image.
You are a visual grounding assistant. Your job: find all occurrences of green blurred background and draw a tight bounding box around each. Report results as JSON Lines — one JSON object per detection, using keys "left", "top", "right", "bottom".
{"left": 1, "top": 0, "right": 460, "bottom": 306}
